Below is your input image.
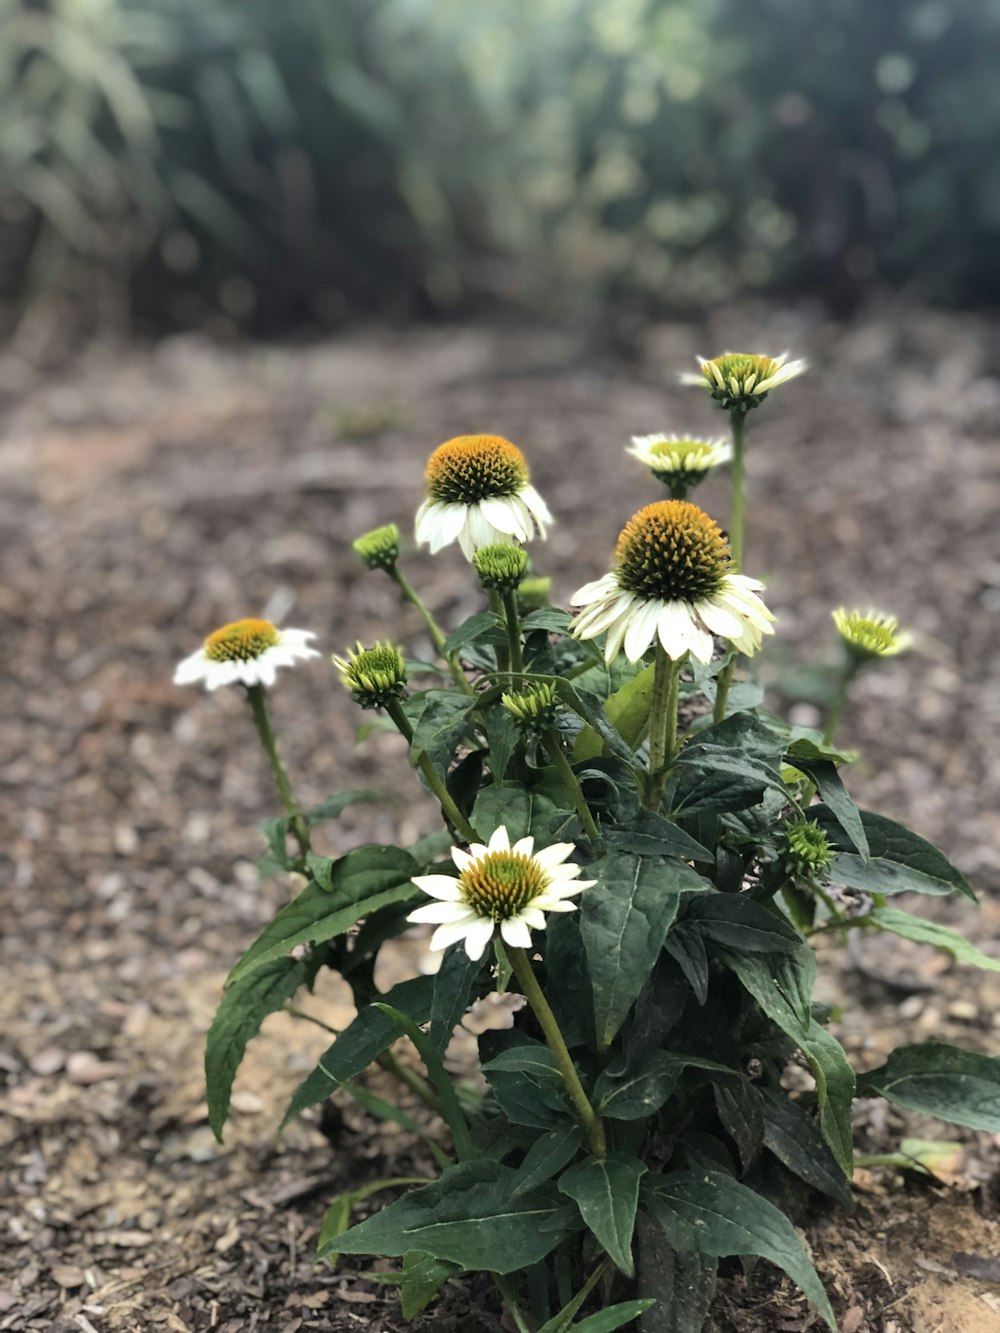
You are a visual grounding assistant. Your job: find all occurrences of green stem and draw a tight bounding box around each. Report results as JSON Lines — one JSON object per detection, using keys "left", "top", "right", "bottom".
{"left": 377, "top": 1048, "right": 441, "bottom": 1114}
{"left": 713, "top": 411, "right": 748, "bottom": 724}
{"left": 646, "top": 646, "right": 682, "bottom": 809}
{"left": 385, "top": 699, "right": 478, "bottom": 844}
{"left": 388, "top": 565, "right": 473, "bottom": 694}
{"left": 501, "top": 588, "right": 524, "bottom": 679}
{"left": 823, "top": 661, "right": 859, "bottom": 746}
{"left": 494, "top": 1276, "right": 532, "bottom": 1333}
{"left": 503, "top": 944, "right": 606, "bottom": 1158}
{"left": 806, "top": 913, "right": 875, "bottom": 939}
{"left": 545, "top": 729, "right": 600, "bottom": 843}
{"left": 246, "top": 683, "right": 309, "bottom": 855}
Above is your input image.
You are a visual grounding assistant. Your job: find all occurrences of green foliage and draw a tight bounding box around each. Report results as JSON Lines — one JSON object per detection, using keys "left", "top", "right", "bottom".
{"left": 859, "top": 1043, "right": 1000, "bottom": 1133}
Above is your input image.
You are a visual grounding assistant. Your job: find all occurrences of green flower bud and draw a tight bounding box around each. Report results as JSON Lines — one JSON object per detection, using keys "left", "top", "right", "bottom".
{"left": 515, "top": 575, "right": 552, "bottom": 613}
{"left": 780, "top": 817, "right": 834, "bottom": 885}
{"left": 684, "top": 352, "right": 807, "bottom": 414}
{"left": 333, "top": 641, "right": 407, "bottom": 709}
{"left": 474, "top": 543, "right": 529, "bottom": 594}
{"left": 832, "top": 608, "right": 911, "bottom": 662}
{"left": 501, "top": 681, "right": 559, "bottom": 737}
{"left": 352, "top": 524, "right": 400, "bottom": 572}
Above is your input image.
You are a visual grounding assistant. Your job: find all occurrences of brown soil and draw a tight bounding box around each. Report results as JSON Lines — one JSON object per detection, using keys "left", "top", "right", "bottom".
{"left": 2, "top": 306, "right": 999, "bottom": 1332}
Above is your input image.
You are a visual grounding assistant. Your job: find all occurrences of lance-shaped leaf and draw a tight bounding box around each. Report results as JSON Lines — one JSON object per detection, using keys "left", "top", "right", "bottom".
{"left": 760, "top": 1090, "right": 853, "bottom": 1209}
{"left": 637, "top": 1212, "right": 717, "bottom": 1333}
{"left": 642, "top": 1170, "right": 835, "bottom": 1330}
{"left": 785, "top": 757, "right": 868, "bottom": 859}
{"left": 858, "top": 1042, "right": 1000, "bottom": 1133}
{"left": 800, "top": 1023, "right": 856, "bottom": 1178}
{"left": 228, "top": 845, "right": 419, "bottom": 984}
{"left": 813, "top": 808, "right": 975, "bottom": 901}
{"left": 559, "top": 1152, "right": 647, "bottom": 1276}
{"left": 869, "top": 908, "right": 1000, "bottom": 972}
{"left": 325, "top": 1160, "right": 576, "bottom": 1272}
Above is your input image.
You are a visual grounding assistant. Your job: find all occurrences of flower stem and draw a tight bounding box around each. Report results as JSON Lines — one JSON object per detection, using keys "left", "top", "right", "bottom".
{"left": 823, "top": 661, "right": 860, "bottom": 746}
{"left": 245, "top": 683, "right": 309, "bottom": 855}
{"left": 385, "top": 699, "right": 478, "bottom": 844}
{"left": 503, "top": 944, "right": 606, "bottom": 1159}
{"left": 377, "top": 1048, "right": 441, "bottom": 1114}
{"left": 713, "top": 410, "right": 748, "bottom": 724}
{"left": 545, "top": 729, "right": 600, "bottom": 844}
{"left": 645, "top": 646, "right": 683, "bottom": 809}
{"left": 388, "top": 565, "right": 473, "bottom": 694}
{"left": 501, "top": 588, "right": 524, "bottom": 679}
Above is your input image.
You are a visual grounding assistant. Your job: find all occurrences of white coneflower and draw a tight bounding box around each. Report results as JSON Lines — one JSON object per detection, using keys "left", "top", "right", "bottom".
{"left": 570, "top": 500, "right": 774, "bottom": 665}
{"left": 174, "top": 619, "right": 319, "bottom": 691}
{"left": 627, "top": 434, "right": 732, "bottom": 496}
{"left": 832, "top": 608, "right": 911, "bottom": 660}
{"left": 407, "top": 825, "right": 594, "bottom": 961}
{"left": 414, "top": 434, "right": 552, "bottom": 560}
{"left": 682, "top": 352, "right": 807, "bottom": 411}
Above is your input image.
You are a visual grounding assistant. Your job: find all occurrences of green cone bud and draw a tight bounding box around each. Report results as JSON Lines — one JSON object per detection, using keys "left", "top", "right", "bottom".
{"left": 780, "top": 817, "right": 834, "bottom": 886}
{"left": 353, "top": 524, "right": 400, "bottom": 572}
{"left": 474, "top": 543, "right": 528, "bottom": 594}
{"left": 334, "top": 641, "right": 407, "bottom": 709}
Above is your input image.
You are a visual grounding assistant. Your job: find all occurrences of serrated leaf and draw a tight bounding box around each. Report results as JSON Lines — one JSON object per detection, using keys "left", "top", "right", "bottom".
{"left": 409, "top": 690, "right": 477, "bottom": 773}
{"left": 443, "top": 611, "right": 506, "bottom": 657}
{"left": 521, "top": 607, "right": 573, "bottom": 635}
{"left": 555, "top": 681, "right": 636, "bottom": 763}
{"left": 513, "top": 1123, "right": 583, "bottom": 1195}
{"left": 800, "top": 1024, "right": 856, "bottom": 1177}
{"left": 280, "top": 975, "right": 434, "bottom": 1128}
{"left": 326, "top": 1160, "right": 575, "bottom": 1272}
{"left": 582, "top": 853, "right": 703, "bottom": 1048}
{"left": 663, "top": 925, "right": 710, "bottom": 1005}
{"left": 429, "top": 945, "right": 487, "bottom": 1054}
{"left": 869, "top": 908, "right": 1000, "bottom": 972}
{"left": 471, "top": 784, "right": 561, "bottom": 843}
{"left": 602, "top": 809, "right": 711, "bottom": 863}
{"left": 814, "top": 808, "right": 975, "bottom": 901}
{"left": 717, "top": 943, "right": 816, "bottom": 1044}
{"left": 668, "top": 748, "right": 783, "bottom": 817}
{"left": 228, "top": 845, "right": 418, "bottom": 984}
{"left": 482, "top": 705, "right": 520, "bottom": 783}
{"left": 206, "top": 956, "right": 306, "bottom": 1141}
{"left": 858, "top": 1042, "right": 1000, "bottom": 1132}
{"left": 594, "top": 1051, "right": 685, "bottom": 1121}
{"left": 642, "top": 1170, "right": 835, "bottom": 1330}
{"left": 760, "top": 1090, "right": 853, "bottom": 1209}
{"left": 400, "top": 1250, "right": 460, "bottom": 1318}
{"left": 559, "top": 1152, "right": 646, "bottom": 1276}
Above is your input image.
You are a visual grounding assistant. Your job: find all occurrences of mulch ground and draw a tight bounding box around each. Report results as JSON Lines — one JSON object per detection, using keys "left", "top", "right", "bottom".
{"left": 2, "top": 304, "right": 999, "bottom": 1333}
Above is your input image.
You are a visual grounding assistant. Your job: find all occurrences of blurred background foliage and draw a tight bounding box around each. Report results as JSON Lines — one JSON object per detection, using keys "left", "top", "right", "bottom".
{"left": 1, "top": 0, "right": 998, "bottom": 336}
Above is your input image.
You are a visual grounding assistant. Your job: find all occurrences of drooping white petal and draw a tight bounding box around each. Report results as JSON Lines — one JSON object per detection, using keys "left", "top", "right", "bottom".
{"left": 430, "top": 918, "right": 483, "bottom": 953}
{"left": 623, "top": 597, "right": 662, "bottom": 663}
{"left": 478, "top": 494, "right": 524, "bottom": 536}
{"left": 570, "top": 573, "right": 621, "bottom": 606}
{"left": 693, "top": 597, "right": 744, "bottom": 640}
{"left": 462, "top": 917, "right": 496, "bottom": 961}
{"left": 499, "top": 916, "right": 533, "bottom": 949}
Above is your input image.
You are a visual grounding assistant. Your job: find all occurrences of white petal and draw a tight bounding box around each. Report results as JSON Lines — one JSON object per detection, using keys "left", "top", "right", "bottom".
{"left": 479, "top": 495, "right": 525, "bottom": 537}
{"left": 623, "top": 598, "right": 662, "bottom": 663}
{"left": 574, "top": 590, "right": 636, "bottom": 637}
{"left": 686, "top": 624, "right": 716, "bottom": 664}
{"left": 694, "top": 598, "right": 744, "bottom": 640}
{"left": 500, "top": 916, "right": 533, "bottom": 949}
{"left": 520, "top": 485, "right": 552, "bottom": 532}
{"left": 656, "top": 601, "right": 696, "bottom": 660}
{"left": 430, "top": 919, "right": 481, "bottom": 952}
{"left": 173, "top": 651, "right": 208, "bottom": 685}
{"left": 408, "top": 901, "right": 475, "bottom": 924}
{"left": 462, "top": 918, "right": 496, "bottom": 961}
{"left": 603, "top": 605, "right": 633, "bottom": 664}
{"left": 412, "top": 874, "right": 463, "bottom": 901}
{"left": 520, "top": 906, "right": 547, "bottom": 929}
{"left": 570, "top": 574, "right": 620, "bottom": 606}
{"left": 451, "top": 846, "right": 474, "bottom": 872}
{"left": 488, "top": 826, "right": 511, "bottom": 852}
{"left": 533, "top": 842, "right": 574, "bottom": 868}
{"left": 512, "top": 836, "right": 535, "bottom": 857}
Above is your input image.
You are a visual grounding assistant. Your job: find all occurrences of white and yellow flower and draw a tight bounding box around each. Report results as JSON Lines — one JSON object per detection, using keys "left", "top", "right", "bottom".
{"left": 407, "top": 825, "right": 594, "bottom": 961}
{"left": 174, "top": 619, "right": 319, "bottom": 691}
{"left": 415, "top": 434, "right": 552, "bottom": 560}
{"left": 832, "top": 608, "right": 911, "bottom": 660}
{"left": 570, "top": 500, "right": 774, "bottom": 665}
{"left": 627, "top": 434, "right": 732, "bottom": 495}
{"left": 682, "top": 351, "right": 807, "bottom": 410}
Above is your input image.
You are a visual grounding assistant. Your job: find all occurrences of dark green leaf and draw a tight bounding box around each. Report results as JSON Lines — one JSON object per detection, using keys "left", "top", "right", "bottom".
{"left": 663, "top": 925, "right": 710, "bottom": 1005}
{"left": 400, "top": 1250, "right": 460, "bottom": 1319}
{"left": 443, "top": 611, "right": 506, "bottom": 656}
{"left": 375, "top": 1003, "right": 475, "bottom": 1159}
{"left": 472, "top": 784, "right": 561, "bottom": 843}
{"left": 858, "top": 1042, "right": 1000, "bottom": 1133}
{"left": 280, "top": 975, "right": 433, "bottom": 1128}
{"left": 482, "top": 1042, "right": 571, "bottom": 1128}
{"left": 603, "top": 810, "right": 711, "bottom": 863}
{"left": 595, "top": 1050, "right": 684, "bottom": 1120}
{"left": 685, "top": 893, "right": 804, "bottom": 954}
{"left": 637, "top": 1212, "right": 717, "bottom": 1333}
{"left": 789, "top": 759, "right": 868, "bottom": 859}
{"left": 869, "top": 908, "right": 1000, "bottom": 972}
{"left": 814, "top": 808, "right": 975, "bottom": 901}
{"left": 668, "top": 747, "right": 783, "bottom": 817}
{"left": 800, "top": 1024, "right": 856, "bottom": 1177}
{"left": 521, "top": 608, "right": 573, "bottom": 635}
{"left": 713, "top": 1078, "right": 765, "bottom": 1170}
{"left": 410, "top": 691, "right": 477, "bottom": 773}
{"left": 482, "top": 705, "right": 520, "bottom": 783}
{"left": 513, "top": 1123, "right": 583, "bottom": 1195}
{"left": 582, "top": 853, "right": 704, "bottom": 1048}
{"left": 260, "top": 816, "right": 292, "bottom": 870}
{"left": 327, "top": 1161, "right": 575, "bottom": 1272}
{"left": 429, "top": 945, "right": 487, "bottom": 1054}
{"left": 760, "top": 1090, "right": 853, "bottom": 1209}
{"left": 717, "top": 944, "right": 816, "bottom": 1045}
{"left": 228, "top": 845, "right": 419, "bottom": 984}
{"left": 559, "top": 1152, "right": 646, "bottom": 1276}
{"left": 206, "top": 956, "right": 306, "bottom": 1141}
{"left": 555, "top": 681, "right": 636, "bottom": 763}
{"left": 642, "top": 1171, "right": 835, "bottom": 1330}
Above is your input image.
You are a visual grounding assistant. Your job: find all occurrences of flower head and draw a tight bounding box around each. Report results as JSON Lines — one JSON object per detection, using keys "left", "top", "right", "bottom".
{"left": 174, "top": 619, "right": 318, "bottom": 691}
{"left": 501, "top": 681, "right": 560, "bottom": 737}
{"left": 780, "top": 817, "right": 834, "bottom": 886}
{"left": 570, "top": 500, "right": 775, "bottom": 665}
{"left": 415, "top": 434, "right": 552, "bottom": 560}
{"left": 832, "top": 608, "right": 911, "bottom": 662}
{"left": 353, "top": 523, "right": 400, "bottom": 572}
{"left": 474, "top": 543, "right": 529, "bottom": 594}
{"left": 627, "top": 434, "right": 732, "bottom": 497}
{"left": 407, "top": 826, "right": 594, "bottom": 960}
{"left": 683, "top": 352, "right": 807, "bottom": 412}
{"left": 333, "top": 641, "right": 407, "bottom": 708}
